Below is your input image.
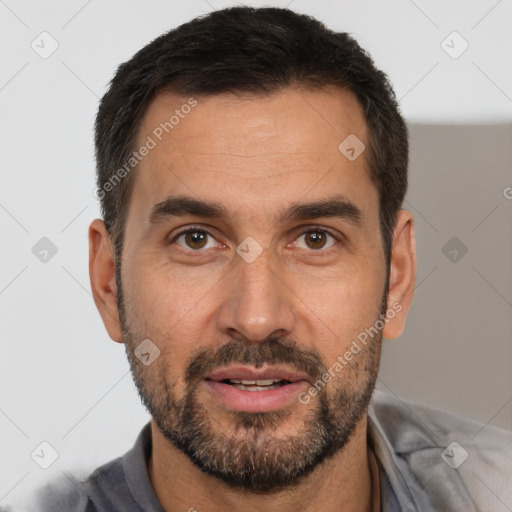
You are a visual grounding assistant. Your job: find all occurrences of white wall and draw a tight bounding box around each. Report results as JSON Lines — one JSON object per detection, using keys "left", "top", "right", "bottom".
{"left": 1, "top": 0, "right": 511, "bottom": 507}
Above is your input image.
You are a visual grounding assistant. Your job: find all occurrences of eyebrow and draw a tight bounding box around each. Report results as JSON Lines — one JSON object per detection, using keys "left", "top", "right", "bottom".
{"left": 148, "top": 194, "right": 363, "bottom": 228}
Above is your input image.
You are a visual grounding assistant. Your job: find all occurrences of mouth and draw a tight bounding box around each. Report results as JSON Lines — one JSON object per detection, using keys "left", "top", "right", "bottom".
{"left": 203, "top": 365, "right": 310, "bottom": 412}
{"left": 210, "top": 378, "right": 293, "bottom": 391}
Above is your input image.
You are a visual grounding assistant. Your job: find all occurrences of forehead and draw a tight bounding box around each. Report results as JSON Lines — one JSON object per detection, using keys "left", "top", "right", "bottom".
{"left": 127, "top": 86, "right": 377, "bottom": 232}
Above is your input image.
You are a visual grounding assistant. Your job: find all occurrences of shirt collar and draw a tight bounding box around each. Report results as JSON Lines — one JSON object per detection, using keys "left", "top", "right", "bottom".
{"left": 122, "top": 422, "right": 167, "bottom": 512}
{"left": 124, "top": 406, "right": 421, "bottom": 512}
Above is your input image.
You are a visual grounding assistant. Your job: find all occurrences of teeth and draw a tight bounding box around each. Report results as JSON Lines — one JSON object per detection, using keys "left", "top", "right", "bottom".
{"left": 232, "top": 384, "right": 281, "bottom": 391}
{"left": 256, "top": 379, "right": 277, "bottom": 386}
{"left": 229, "top": 379, "right": 281, "bottom": 385}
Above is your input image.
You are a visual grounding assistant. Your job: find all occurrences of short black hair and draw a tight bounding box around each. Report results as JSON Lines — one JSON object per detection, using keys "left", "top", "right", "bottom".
{"left": 94, "top": 6, "right": 408, "bottom": 269}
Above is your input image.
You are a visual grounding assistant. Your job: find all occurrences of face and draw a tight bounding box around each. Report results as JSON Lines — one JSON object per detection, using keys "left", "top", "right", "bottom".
{"left": 110, "top": 86, "right": 392, "bottom": 492}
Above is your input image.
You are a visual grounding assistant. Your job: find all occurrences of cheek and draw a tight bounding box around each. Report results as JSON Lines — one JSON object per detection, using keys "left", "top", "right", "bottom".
{"left": 127, "top": 249, "right": 215, "bottom": 324}
{"left": 124, "top": 257, "right": 220, "bottom": 370}
{"left": 298, "top": 258, "right": 384, "bottom": 363}
{"left": 304, "top": 278, "right": 383, "bottom": 393}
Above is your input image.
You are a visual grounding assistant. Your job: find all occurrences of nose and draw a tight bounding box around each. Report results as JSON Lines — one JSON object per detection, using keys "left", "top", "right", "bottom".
{"left": 216, "top": 248, "right": 296, "bottom": 343}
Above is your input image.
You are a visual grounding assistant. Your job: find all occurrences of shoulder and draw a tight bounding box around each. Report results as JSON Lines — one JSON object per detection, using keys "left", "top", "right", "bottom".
{"left": 12, "top": 473, "right": 94, "bottom": 512}
{"left": 369, "top": 389, "right": 512, "bottom": 510}
{"left": 16, "top": 423, "right": 154, "bottom": 512}
{"left": 17, "top": 455, "right": 125, "bottom": 512}
{"left": 370, "top": 388, "right": 512, "bottom": 451}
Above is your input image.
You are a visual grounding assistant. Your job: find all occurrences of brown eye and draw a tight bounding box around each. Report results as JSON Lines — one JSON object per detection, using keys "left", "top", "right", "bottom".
{"left": 295, "top": 229, "right": 336, "bottom": 251}
{"left": 306, "top": 231, "right": 326, "bottom": 249}
{"left": 184, "top": 231, "right": 207, "bottom": 249}
{"left": 174, "top": 229, "right": 217, "bottom": 250}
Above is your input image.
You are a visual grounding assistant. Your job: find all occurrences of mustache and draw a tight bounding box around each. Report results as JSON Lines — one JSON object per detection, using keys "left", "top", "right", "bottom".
{"left": 184, "top": 336, "right": 328, "bottom": 387}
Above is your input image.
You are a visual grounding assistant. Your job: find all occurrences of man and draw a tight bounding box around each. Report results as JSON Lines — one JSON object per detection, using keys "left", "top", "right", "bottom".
{"left": 29, "top": 6, "right": 511, "bottom": 512}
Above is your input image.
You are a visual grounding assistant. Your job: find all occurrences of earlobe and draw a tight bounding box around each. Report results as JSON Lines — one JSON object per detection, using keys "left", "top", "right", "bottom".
{"left": 382, "top": 210, "right": 417, "bottom": 340}
{"left": 88, "top": 219, "right": 123, "bottom": 343}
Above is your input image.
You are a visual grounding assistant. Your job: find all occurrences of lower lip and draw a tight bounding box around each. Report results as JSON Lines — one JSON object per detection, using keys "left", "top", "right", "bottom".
{"left": 204, "top": 379, "right": 310, "bottom": 412}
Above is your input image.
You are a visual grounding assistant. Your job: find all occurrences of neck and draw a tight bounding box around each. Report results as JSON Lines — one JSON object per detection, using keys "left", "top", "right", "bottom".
{"left": 148, "top": 415, "right": 373, "bottom": 512}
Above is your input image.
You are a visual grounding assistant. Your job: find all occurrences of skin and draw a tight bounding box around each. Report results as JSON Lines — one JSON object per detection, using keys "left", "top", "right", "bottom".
{"left": 89, "top": 85, "right": 416, "bottom": 512}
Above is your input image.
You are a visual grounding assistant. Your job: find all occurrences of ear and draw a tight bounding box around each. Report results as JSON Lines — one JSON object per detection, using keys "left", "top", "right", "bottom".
{"left": 382, "top": 209, "right": 417, "bottom": 340}
{"left": 88, "top": 219, "right": 123, "bottom": 343}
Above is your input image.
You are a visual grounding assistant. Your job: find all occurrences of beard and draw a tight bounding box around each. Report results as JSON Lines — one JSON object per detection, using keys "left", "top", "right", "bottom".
{"left": 116, "top": 263, "right": 387, "bottom": 494}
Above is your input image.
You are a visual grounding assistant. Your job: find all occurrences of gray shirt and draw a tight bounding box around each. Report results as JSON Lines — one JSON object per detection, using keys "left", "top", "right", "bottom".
{"left": 16, "top": 390, "right": 512, "bottom": 511}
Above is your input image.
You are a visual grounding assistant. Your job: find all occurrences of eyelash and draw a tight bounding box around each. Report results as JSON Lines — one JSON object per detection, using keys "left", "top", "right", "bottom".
{"left": 170, "top": 225, "right": 342, "bottom": 254}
